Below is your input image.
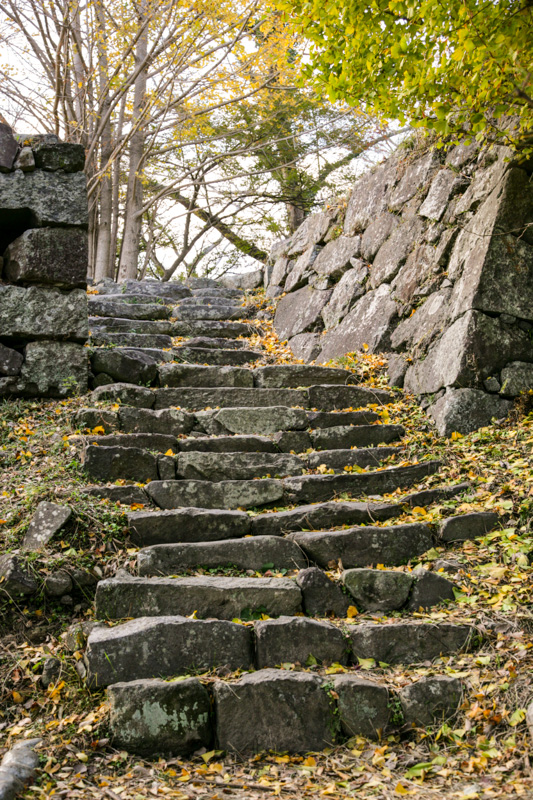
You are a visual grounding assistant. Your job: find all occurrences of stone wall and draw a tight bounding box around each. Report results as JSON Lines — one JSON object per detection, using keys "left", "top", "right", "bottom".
{"left": 265, "top": 140, "right": 533, "bottom": 435}
{"left": 0, "top": 124, "right": 88, "bottom": 397}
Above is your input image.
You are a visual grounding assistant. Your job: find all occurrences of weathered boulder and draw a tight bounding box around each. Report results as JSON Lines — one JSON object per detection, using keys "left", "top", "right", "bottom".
{"left": 0, "top": 342, "right": 23, "bottom": 376}
{"left": 14, "top": 146, "right": 36, "bottom": 172}
{"left": 255, "top": 617, "right": 347, "bottom": 667}
{"left": 344, "top": 159, "right": 398, "bottom": 234}
{"left": 0, "top": 169, "right": 88, "bottom": 227}
{"left": 0, "top": 285, "right": 88, "bottom": 342}
{"left": 321, "top": 262, "right": 368, "bottom": 329}
{"left": 334, "top": 675, "right": 390, "bottom": 739}
{"left": 108, "top": 678, "right": 212, "bottom": 756}
{"left": 419, "top": 169, "right": 464, "bottom": 221}
{"left": 370, "top": 217, "right": 425, "bottom": 288}
{"left": 22, "top": 501, "right": 72, "bottom": 551}
{"left": 286, "top": 210, "right": 336, "bottom": 255}
{"left": 399, "top": 676, "right": 462, "bottom": 727}
{"left": 0, "top": 122, "right": 18, "bottom": 172}
{"left": 317, "top": 284, "right": 399, "bottom": 361}
{"left": 91, "top": 382, "right": 155, "bottom": 408}
{"left": 389, "top": 151, "right": 439, "bottom": 211}
{"left": 220, "top": 268, "right": 263, "bottom": 290}
{"left": 500, "top": 361, "right": 533, "bottom": 396}
{"left": 287, "top": 332, "right": 322, "bottom": 361}
{"left": 427, "top": 388, "right": 512, "bottom": 437}
{"left": 0, "top": 554, "right": 37, "bottom": 596}
{"left": 312, "top": 235, "right": 362, "bottom": 281}
{"left": 405, "top": 568, "right": 456, "bottom": 611}
{"left": 13, "top": 341, "right": 88, "bottom": 397}
{"left": 91, "top": 348, "right": 158, "bottom": 386}
{"left": 32, "top": 141, "right": 85, "bottom": 172}
{"left": 391, "top": 244, "right": 441, "bottom": 306}
{"left": 342, "top": 569, "right": 413, "bottom": 612}
{"left": 391, "top": 288, "right": 451, "bottom": 352}
{"left": 3, "top": 228, "right": 87, "bottom": 288}
{"left": 214, "top": 669, "right": 335, "bottom": 752}
{"left": 274, "top": 285, "right": 331, "bottom": 340}
{"left": 360, "top": 213, "right": 399, "bottom": 261}
{"left": 296, "top": 567, "right": 351, "bottom": 617}
{"left": 439, "top": 512, "right": 499, "bottom": 542}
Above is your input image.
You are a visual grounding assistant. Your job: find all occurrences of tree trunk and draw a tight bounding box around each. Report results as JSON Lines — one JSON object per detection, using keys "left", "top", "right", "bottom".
{"left": 118, "top": 0, "right": 148, "bottom": 281}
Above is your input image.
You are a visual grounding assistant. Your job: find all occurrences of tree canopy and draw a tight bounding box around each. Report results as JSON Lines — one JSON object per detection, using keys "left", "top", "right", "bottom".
{"left": 278, "top": 0, "right": 533, "bottom": 148}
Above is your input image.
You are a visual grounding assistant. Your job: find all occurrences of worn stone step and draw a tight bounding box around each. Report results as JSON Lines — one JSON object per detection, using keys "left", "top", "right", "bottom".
{"left": 158, "top": 364, "right": 253, "bottom": 388}
{"left": 171, "top": 305, "right": 244, "bottom": 321}
{"left": 90, "top": 331, "right": 173, "bottom": 349}
{"left": 86, "top": 616, "right": 253, "bottom": 687}
{"left": 128, "top": 507, "right": 251, "bottom": 546}
{"left": 176, "top": 294, "right": 242, "bottom": 306}
{"left": 214, "top": 670, "right": 334, "bottom": 754}
{"left": 83, "top": 445, "right": 161, "bottom": 482}
{"left": 288, "top": 523, "right": 433, "bottom": 568}
{"left": 172, "top": 320, "right": 255, "bottom": 338}
{"left": 92, "top": 293, "right": 171, "bottom": 305}
{"left": 250, "top": 500, "right": 401, "bottom": 536}
{"left": 191, "top": 287, "right": 242, "bottom": 299}
{"left": 196, "top": 406, "right": 309, "bottom": 435}
{"left": 342, "top": 568, "right": 455, "bottom": 613}
{"left": 254, "top": 617, "right": 347, "bottom": 668}
{"left": 138, "top": 535, "right": 308, "bottom": 575}
{"left": 88, "top": 298, "right": 171, "bottom": 320}
{"left": 349, "top": 622, "right": 476, "bottom": 665}
{"left": 89, "top": 316, "right": 173, "bottom": 335}
{"left": 173, "top": 347, "right": 262, "bottom": 366}
{"left": 307, "top": 410, "right": 380, "bottom": 427}
{"left": 74, "top": 407, "right": 119, "bottom": 433}
{"left": 154, "top": 387, "right": 307, "bottom": 411}
{"left": 178, "top": 434, "right": 277, "bottom": 453}
{"left": 91, "top": 348, "right": 161, "bottom": 386}
{"left": 283, "top": 460, "right": 441, "bottom": 504}
{"left": 182, "top": 336, "right": 251, "bottom": 350}
{"left": 85, "top": 432, "right": 177, "bottom": 452}
{"left": 82, "top": 485, "right": 149, "bottom": 505}
{"left": 307, "top": 385, "right": 393, "bottom": 409}
{"left": 95, "top": 575, "right": 302, "bottom": 620}
{"left": 117, "top": 406, "right": 194, "bottom": 435}
{"left": 95, "top": 279, "right": 190, "bottom": 301}
{"left": 311, "top": 424, "right": 405, "bottom": 450}
{"left": 253, "top": 365, "right": 358, "bottom": 388}
{"left": 175, "top": 451, "right": 304, "bottom": 481}
{"left": 307, "top": 446, "right": 404, "bottom": 470}
{"left": 145, "top": 478, "right": 284, "bottom": 510}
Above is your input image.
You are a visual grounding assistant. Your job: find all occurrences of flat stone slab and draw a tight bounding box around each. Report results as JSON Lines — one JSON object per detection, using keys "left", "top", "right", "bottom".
{"left": 88, "top": 298, "right": 171, "bottom": 320}
{"left": 175, "top": 451, "right": 304, "bottom": 481}
{"left": 254, "top": 617, "right": 347, "bottom": 667}
{"left": 310, "top": 424, "right": 404, "bottom": 450}
{"left": 307, "top": 385, "right": 393, "bottom": 410}
{"left": 251, "top": 500, "right": 400, "bottom": 536}
{"left": 196, "top": 406, "right": 309, "bottom": 435}
{"left": 158, "top": 364, "right": 253, "bottom": 388}
{"left": 118, "top": 407, "right": 194, "bottom": 434}
{"left": 22, "top": 501, "right": 72, "bottom": 551}
{"left": 81, "top": 485, "right": 149, "bottom": 505}
{"left": 83, "top": 445, "right": 158, "bottom": 482}
{"left": 172, "top": 320, "right": 254, "bottom": 338}
{"left": 342, "top": 569, "right": 414, "bottom": 612}
{"left": 183, "top": 336, "right": 251, "bottom": 349}
{"left": 253, "top": 365, "right": 357, "bottom": 388}
{"left": 85, "top": 433, "right": 177, "bottom": 452}
{"left": 307, "top": 410, "right": 380, "bottom": 427}
{"left": 171, "top": 305, "right": 244, "bottom": 320}
{"left": 128, "top": 508, "right": 251, "bottom": 546}
{"left": 334, "top": 675, "right": 390, "bottom": 739}
{"left": 138, "top": 536, "right": 308, "bottom": 575}
{"left": 283, "top": 461, "right": 441, "bottom": 504}
{"left": 288, "top": 523, "right": 433, "bottom": 568}
{"left": 439, "top": 512, "right": 499, "bottom": 542}
{"left": 90, "top": 331, "right": 173, "bottom": 349}
{"left": 95, "top": 575, "right": 302, "bottom": 619}
{"left": 174, "top": 347, "right": 262, "bottom": 366}
{"left": 87, "top": 616, "right": 253, "bottom": 686}
{"left": 154, "top": 387, "right": 307, "bottom": 411}
{"left": 89, "top": 316, "right": 173, "bottom": 335}
{"left": 214, "top": 669, "right": 335, "bottom": 753}
{"left": 307, "top": 446, "right": 403, "bottom": 470}
{"left": 92, "top": 383, "right": 155, "bottom": 408}
{"left": 108, "top": 677, "right": 211, "bottom": 756}
{"left": 178, "top": 435, "right": 276, "bottom": 453}
{"left": 145, "top": 478, "right": 284, "bottom": 510}
{"left": 349, "top": 622, "right": 475, "bottom": 665}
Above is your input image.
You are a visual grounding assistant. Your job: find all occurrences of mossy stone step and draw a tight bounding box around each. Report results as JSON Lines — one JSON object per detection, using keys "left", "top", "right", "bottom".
{"left": 89, "top": 316, "right": 173, "bottom": 335}
{"left": 88, "top": 298, "right": 171, "bottom": 320}
{"left": 128, "top": 507, "right": 251, "bottom": 546}
{"left": 90, "top": 331, "right": 173, "bottom": 349}
{"left": 171, "top": 305, "right": 244, "bottom": 321}
{"left": 158, "top": 364, "right": 253, "bottom": 388}
{"left": 172, "top": 347, "right": 262, "bottom": 366}
{"left": 171, "top": 320, "right": 255, "bottom": 338}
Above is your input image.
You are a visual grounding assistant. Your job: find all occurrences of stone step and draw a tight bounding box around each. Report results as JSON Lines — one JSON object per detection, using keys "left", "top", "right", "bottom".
{"left": 144, "top": 461, "right": 441, "bottom": 509}
{"left": 171, "top": 305, "right": 244, "bottom": 321}
{"left": 349, "top": 621, "right": 475, "bottom": 665}
{"left": 307, "top": 410, "right": 380, "bottom": 427}
{"left": 253, "top": 365, "right": 358, "bottom": 388}
{"left": 92, "top": 293, "right": 172, "bottom": 305}
{"left": 158, "top": 364, "right": 253, "bottom": 388}
{"left": 88, "top": 298, "right": 171, "bottom": 320}
{"left": 86, "top": 616, "right": 253, "bottom": 688}
{"left": 95, "top": 575, "right": 302, "bottom": 620}
{"left": 250, "top": 500, "right": 401, "bottom": 536}
{"left": 84, "top": 433, "right": 177, "bottom": 452}
{"left": 307, "top": 446, "right": 404, "bottom": 470}
{"left": 288, "top": 523, "right": 433, "bottom": 568}
{"left": 89, "top": 316, "right": 173, "bottom": 335}
{"left": 178, "top": 434, "right": 277, "bottom": 453}
{"left": 90, "top": 348, "right": 162, "bottom": 386}
{"left": 182, "top": 336, "right": 251, "bottom": 350}
{"left": 128, "top": 507, "right": 252, "bottom": 546}
{"left": 95, "top": 279, "right": 190, "bottom": 301}
{"left": 307, "top": 384, "right": 393, "bottom": 410}
{"left": 173, "top": 346, "right": 262, "bottom": 366}
{"left": 310, "top": 424, "right": 405, "bottom": 449}
{"left": 118, "top": 406, "right": 194, "bottom": 434}
{"left": 90, "top": 331, "right": 173, "bottom": 349}
{"left": 138, "top": 536, "right": 308, "bottom": 575}
{"left": 154, "top": 385, "right": 392, "bottom": 411}
{"left": 175, "top": 451, "right": 304, "bottom": 481}
{"left": 83, "top": 445, "right": 165, "bottom": 482}
{"left": 196, "top": 406, "right": 309, "bottom": 435}
{"left": 172, "top": 320, "right": 255, "bottom": 338}
{"left": 176, "top": 294, "right": 243, "bottom": 306}
{"left": 191, "top": 287, "right": 242, "bottom": 299}
{"left": 341, "top": 567, "right": 455, "bottom": 613}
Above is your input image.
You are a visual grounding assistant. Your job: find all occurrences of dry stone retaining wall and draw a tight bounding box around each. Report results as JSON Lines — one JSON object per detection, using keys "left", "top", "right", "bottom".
{"left": 0, "top": 124, "right": 88, "bottom": 398}
{"left": 265, "top": 140, "right": 533, "bottom": 435}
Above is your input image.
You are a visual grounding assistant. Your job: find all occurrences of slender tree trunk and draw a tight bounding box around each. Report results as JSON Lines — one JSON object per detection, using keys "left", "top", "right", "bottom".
{"left": 118, "top": 0, "right": 148, "bottom": 281}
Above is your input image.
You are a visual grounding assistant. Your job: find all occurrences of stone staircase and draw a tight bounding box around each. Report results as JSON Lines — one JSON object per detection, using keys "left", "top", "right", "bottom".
{"left": 73, "top": 278, "right": 498, "bottom": 757}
